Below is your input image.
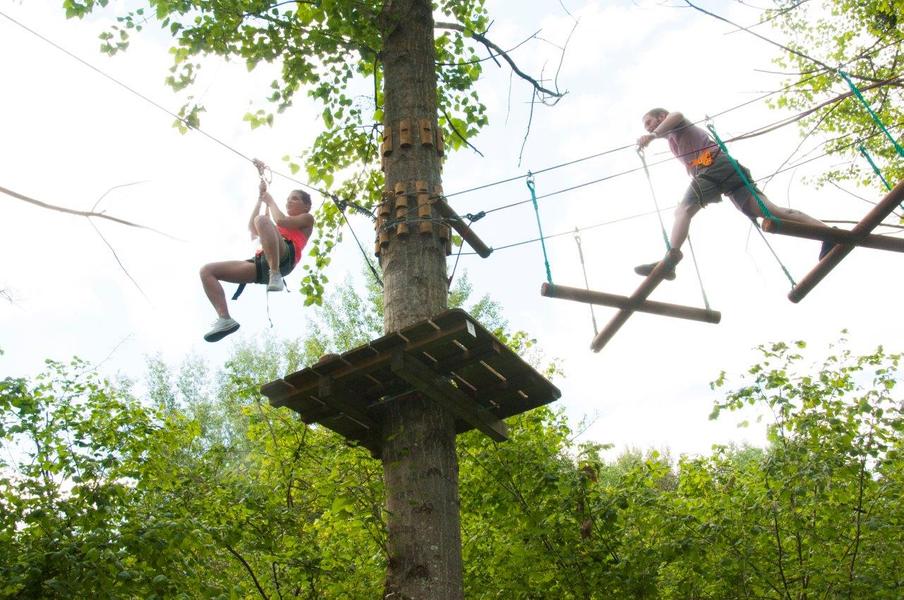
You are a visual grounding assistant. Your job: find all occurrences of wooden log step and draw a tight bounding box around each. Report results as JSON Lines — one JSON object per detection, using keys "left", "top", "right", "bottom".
{"left": 541, "top": 282, "right": 721, "bottom": 324}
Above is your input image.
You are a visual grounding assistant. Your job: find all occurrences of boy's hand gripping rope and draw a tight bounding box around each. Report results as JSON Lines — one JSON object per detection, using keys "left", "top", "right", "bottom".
{"left": 526, "top": 172, "right": 553, "bottom": 284}
{"left": 839, "top": 70, "right": 904, "bottom": 158}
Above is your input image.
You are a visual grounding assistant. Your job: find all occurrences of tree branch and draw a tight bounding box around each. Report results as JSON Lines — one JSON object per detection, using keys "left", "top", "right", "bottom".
{"left": 441, "top": 108, "right": 484, "bottom": 157}
{"left": 682, "top": 0, "right": 889, "bottom": 84}
{"left": 435, "top": 21, "right": 566, "bottom": 101}
{"left": 1, "top": 184, "right": 179, "bottom": 239}
{"left": 225, "top": 542, "right": 270, "bottom": 600}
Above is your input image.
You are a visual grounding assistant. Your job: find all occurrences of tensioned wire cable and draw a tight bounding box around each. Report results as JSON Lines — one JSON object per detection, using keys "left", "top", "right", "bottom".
{"left": 455, "top": 122, "right": 903, "bottom": 257}
{"left": 441, "top": 62, "right": 898, "bottom": 202}
{"left": 0, "top": 9, "right": 387, "bottom": 285}
{"left": 474, "top": 116, "right": 903, "bottom": 220}
{"left": 5, "top": 6, "right": 896, "bottom": 221}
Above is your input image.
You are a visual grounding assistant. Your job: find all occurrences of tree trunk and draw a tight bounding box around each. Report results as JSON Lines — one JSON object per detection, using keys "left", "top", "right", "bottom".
{"left": 379, "top": 0, "right": 462, "bottom": 598}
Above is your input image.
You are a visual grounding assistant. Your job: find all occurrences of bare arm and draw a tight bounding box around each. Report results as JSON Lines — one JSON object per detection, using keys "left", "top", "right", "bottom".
{"left": 637, "top": 111, "right": 687, "bottom": 149}
{"left": 248, "top": 195, "right": 264, "bottom": 239}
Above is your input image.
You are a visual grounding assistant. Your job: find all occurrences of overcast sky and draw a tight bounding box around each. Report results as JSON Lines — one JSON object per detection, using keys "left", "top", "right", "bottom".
{"left": 2, "top": 0, "right": 900, "bottom": 458}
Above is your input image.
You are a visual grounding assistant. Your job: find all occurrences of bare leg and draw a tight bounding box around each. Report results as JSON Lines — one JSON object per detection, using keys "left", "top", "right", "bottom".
{"left": 748, "top": 194, "right": 825, "bottom": 227}
{"left": 669, "top": 201, "right": 702, "bottom": 250}
{"left": 199, "top": 260, "right": 257, "bottom": 318}
{"left": 254, "top": 215, "right": 283, "bottom": 274}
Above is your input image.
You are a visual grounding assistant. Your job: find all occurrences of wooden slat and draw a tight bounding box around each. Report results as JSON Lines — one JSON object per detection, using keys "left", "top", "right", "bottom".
{"left": 591, "top": 248, "right": 683, "bottom": 352}
{"left": 789, "top": 179, "right": 904, "bottom": 303}
{"left": 433, "top": 197, "right": 493, "bottom": 258}
{"left": 391, "top": 351, "right": 508, "bottom": 442}
{"left": 541, "top": 282, "right": 721, "bottom": 323}
{"left": 762, "top": 219, "right": 904, "bottom": 253}
{"left": 317, "top": 377, "right": 379, "bottom": 430}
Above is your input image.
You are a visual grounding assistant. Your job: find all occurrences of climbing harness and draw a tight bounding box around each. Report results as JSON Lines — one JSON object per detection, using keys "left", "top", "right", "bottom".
{"left": 526, "top": 172, "right": 553, "bottom": 284}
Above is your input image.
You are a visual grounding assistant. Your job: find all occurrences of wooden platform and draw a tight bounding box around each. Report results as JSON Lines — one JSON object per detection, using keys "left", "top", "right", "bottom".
{"left": 260, "top": 309, "right": 561, "bottom": 454}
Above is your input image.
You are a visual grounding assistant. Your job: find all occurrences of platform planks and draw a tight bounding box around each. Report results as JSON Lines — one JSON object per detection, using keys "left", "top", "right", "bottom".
{"left": 260, "top": 309, "right": 561, "bottom": 454}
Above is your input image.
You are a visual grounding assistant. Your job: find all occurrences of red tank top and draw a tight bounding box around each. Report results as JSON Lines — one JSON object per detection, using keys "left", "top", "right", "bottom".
{"left": 278, "top": 226, "right": 309, "bottom": 265}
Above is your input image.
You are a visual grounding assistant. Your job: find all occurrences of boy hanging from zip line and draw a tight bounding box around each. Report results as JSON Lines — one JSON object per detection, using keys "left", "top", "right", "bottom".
{"left": 634, "top": 108, "right": 834, "bottom": 280}
{"left": 199, "top": 159, "right": 315, "bottom": 342}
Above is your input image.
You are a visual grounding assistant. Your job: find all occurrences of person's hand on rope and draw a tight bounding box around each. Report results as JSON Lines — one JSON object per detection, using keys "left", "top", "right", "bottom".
{"left": 637, "top": 132, "right": 656, "bottom": 149}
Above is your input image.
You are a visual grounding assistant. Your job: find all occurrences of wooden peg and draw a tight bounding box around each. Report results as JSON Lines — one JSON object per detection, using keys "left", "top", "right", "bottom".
{"left": 415, "top": 180, "right": 432, "bottom": 234}
{"left": 374, "top": 241, "right": 382, "bottom": 257}
{"left": 399, "top": 119, "right": 412, "bottom": 148}
{"left": 381, "top": 126, "right": 393, "bottom": 156}
{"left": 395, "top": 194, "right": 409, "bottom": 212}
{"left": 436, "top": 127, "right": 445, "bottom": 157}
{"left": 378, "top": 201, "right": 390, "bottom": 218}
{"left": 394, "top": 181, "right": 407, "bottom": 196}
{"left": 397, "top": 222, "right": 410, "bottom": 238}
{"left": 419, "top": 118, "right": 434, "bottom": 146}
{"left": 379, "top": 229, "right": 390, "bottom": 248}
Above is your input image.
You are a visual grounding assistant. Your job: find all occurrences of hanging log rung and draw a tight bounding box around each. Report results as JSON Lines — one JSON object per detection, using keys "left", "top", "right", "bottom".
{"left": 433, "top": 197, "right": 493, "bottom": 258}
{"left": 541, "top": 282, "right": 721, "bottom": 324}
{"left": 788, "top": 179, "right": 904, "bottom": 303}
{"left": 762, "top": 219, "right": 904, "bottom": 253}
{"left": 591, "top": 248, "right": 683, "bottom": 352}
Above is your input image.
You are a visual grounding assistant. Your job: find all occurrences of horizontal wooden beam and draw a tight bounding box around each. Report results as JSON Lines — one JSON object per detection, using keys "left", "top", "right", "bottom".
{"left": 433, "top": 197, "right": 493, "bottom": 258}
{"left": 541, "top": 282, "right": 721, "bottom": 324}
{"left": 789, "top": 179, "right": 904, "bottom": 303}
{"left": 317, "top": 377, "right": 379, "bottom": 431}
{"left": 591, "top": 248, "right": 684, "bottom": 352}
{"left": 762, "top": 219, "right": 904, "bottom": 253}
{"left": 391, "top": 351, "right": 508, "bottom": 442}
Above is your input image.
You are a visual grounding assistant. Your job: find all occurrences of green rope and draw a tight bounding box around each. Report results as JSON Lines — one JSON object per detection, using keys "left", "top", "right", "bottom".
{"left": 526, "top": 173, "right": 553, "bottom": 284}
{"left": 858, "top": 144, "right": 893, "bottom": 191}
{"left": 706, "top": 123, "right": 778, "bottom": 222}
{"left": 839, "top": 70, "right": 904, "bottom": 158}
{"left": 637, "top": 148, "right": 672, "bottom": 251}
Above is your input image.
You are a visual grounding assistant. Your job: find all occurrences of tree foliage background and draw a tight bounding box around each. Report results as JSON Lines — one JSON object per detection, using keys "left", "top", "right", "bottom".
{"left": 2, "top": 277, "right": 902, "bottom": 598}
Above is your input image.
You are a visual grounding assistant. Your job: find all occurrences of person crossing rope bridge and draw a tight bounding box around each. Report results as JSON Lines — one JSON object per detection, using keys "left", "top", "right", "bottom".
{"left": 633, "top": 108, "right": 834, "bottom": 280}
{"left": 199, "top": 158, "right": 316, "bottom": 342}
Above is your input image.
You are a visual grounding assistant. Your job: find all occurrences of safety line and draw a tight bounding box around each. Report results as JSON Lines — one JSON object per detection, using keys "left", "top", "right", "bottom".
{"left": 573, "top": 230, "right": 599, "bottom": 336}
{"left": 526, "top": 173, "right": 553, "bottom": 283}
{"left": 838, "top": 69, "right": 904, "bottom": 158}
{"left": 636, "top": 148, "right": 671, "bottom": 251}
{"left": 858, "top": 145, "right": 892, "bottom": 192}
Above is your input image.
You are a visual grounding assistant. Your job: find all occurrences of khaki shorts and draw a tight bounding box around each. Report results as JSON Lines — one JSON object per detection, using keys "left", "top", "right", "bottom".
{"left": 681, "top": 153, "right": 762, "bottom": 219}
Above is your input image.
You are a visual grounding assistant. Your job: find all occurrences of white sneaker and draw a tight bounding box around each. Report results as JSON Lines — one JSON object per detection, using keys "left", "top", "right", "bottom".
{"left": 267, "top": 271, "right": 285, "bottom": 292}
{"left": 203, "top": 317, "right": 240, "bottom": 342}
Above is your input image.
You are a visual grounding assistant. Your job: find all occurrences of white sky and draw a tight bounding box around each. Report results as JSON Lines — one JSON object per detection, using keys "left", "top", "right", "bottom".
{"left": 1, "top": 0, "right": 901, "bottom": 458}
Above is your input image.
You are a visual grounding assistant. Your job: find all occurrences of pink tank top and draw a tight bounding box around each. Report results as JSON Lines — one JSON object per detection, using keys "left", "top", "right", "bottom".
{"left": 278, "top": 226, "right": 309, "bottom": 265}
{"left": 666, "top": 117, "right": 720, "bottom": 173}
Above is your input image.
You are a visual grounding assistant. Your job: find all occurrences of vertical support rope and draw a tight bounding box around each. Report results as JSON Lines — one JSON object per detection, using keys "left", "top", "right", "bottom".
{"left": 684, "top": 235, "right": 711, "bottom": 311}
{"left": 573, "top": 229, "right": 599, "bottom": 336}
{"left": 706, "top": 123, "right": 778, "bottom": 222}
{"left": 858, "top": 144, "right": 893, "bottom": 191}
{"left": 839, "top": 70, "right": 904, "bottom": 158}
{"left": 637, "top": 148, "right": 672, "bottom": 251}
{"left": 526, "top": 172, "right": 553, "bottom": 284}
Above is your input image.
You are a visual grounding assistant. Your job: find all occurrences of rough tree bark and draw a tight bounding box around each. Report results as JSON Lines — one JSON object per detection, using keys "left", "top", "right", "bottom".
{"left": 378, "top": 0, "right": 462, "bottom": 598}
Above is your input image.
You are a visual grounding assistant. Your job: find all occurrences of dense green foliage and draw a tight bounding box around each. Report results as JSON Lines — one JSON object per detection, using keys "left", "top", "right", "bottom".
{"left": 766, "top": 0, "right": 903, "bottom": 191}
{"left": 3, "top": 277, "right": 902, "bottom": 598}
